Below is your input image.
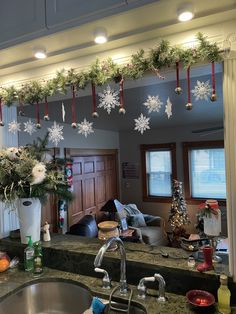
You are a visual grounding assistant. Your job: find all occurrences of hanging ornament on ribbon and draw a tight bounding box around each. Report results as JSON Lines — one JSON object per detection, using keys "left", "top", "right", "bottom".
{"left": 0, "top": 99, "right": 4, "bottom": 126}
{"left": 175, "top": 62, "right": 182, "bottom": 95}
{"left": 44, "top": 96, "right": 50, "bottom": 121}
{"left": 71, "top": 85, "right": 77, "bottom": 128}
{"left": 186, "top": 66, "right": 193, "bottom": 110}
{"left": 18, "top": 100, "right": 25, "bottom": 116}
{"left": 35, "top": 101, "right": 41, "bottom": 129}
{"left": 91, "top": 83, "right": 99, "bottom": 118}
{"left": 119, "top": 78, "right": 126, "bottom": 115}
{"left": 210, "top": 61, "right": 217, "bottom": 102}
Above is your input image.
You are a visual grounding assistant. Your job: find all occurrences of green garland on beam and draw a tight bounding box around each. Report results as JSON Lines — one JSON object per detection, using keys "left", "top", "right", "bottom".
{"left": 0, "top": 33, "right": 223, "bottom": 107}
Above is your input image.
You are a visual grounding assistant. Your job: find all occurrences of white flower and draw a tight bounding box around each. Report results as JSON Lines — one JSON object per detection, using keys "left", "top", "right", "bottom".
{"left": 6, "top": 147, "right": 21, "bottom": 159}
{"left": 31, "top": 163, "right": 46, "bottom": 185}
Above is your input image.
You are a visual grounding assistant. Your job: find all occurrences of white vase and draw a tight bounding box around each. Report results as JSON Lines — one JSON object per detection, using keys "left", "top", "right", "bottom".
{"left": 17, "top": 198, "right": 41, "bottom": 244}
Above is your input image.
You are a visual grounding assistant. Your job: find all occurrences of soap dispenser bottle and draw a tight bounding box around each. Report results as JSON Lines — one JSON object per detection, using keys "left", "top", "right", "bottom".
{"left": 24, "top": 235, "right": 34, "bottom": 272}
{"left": 33, "top": 241, "right": 43, "bottom": 276}
{"left": 217, "top": 274, "right": 231, "bottom": 314}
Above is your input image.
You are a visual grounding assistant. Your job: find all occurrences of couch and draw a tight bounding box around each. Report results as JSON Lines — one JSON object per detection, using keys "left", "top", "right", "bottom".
{"left": 113, "top": 199, "right": 167, "bottom": 246}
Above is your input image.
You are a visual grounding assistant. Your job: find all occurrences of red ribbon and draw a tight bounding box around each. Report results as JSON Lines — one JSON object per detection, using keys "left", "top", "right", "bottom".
{"left": 91, "top": 83, "right": 96, "bottom": 113}
{"left": 45, "top": 96, "right": 49, "bottom": 117}
{"left": 176, "top": 62, "right": 180, "bottom": 88}
{"left": 72, "top": 85, "right": 76, "bottom": 124}
{"left": 0, "top": 99, "right": 2, "bottom": 123}
{"left": 211, "top": 61, "right": 216, "bottom": 94}
{"left": 36, "top": 101, "right": 40, "bottom": 124}
{"left": 187, "top": 66, "right": 191, "bottom": 103}
{"left": 120, "top": 78, "right": 124, "bottom": 109}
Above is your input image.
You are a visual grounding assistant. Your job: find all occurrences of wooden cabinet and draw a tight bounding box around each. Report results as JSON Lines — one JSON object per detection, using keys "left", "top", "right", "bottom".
{"left": 0, "top": 0, "right": 45, "bottom": 48}
{"left": 68, "top": 154, "right": 118, "bottom": 227}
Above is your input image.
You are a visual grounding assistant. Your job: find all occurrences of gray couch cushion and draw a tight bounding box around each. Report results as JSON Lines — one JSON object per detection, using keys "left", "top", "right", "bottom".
{"left": 129, "top": 214, "right": 147, "bottom": 227}
{"left": 139, "top": 226, "right": 167, "bottom": 246}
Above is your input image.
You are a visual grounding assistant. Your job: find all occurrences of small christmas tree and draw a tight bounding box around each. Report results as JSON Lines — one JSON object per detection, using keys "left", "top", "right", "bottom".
{"left": 168, "top": 180, "right": 190, "bottom": 239}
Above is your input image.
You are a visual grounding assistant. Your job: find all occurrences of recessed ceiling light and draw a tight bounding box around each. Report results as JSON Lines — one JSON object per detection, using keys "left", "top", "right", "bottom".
{"left": 34, "top": 48, "right": 47, "bottom": 59}
{"left": 94, "top": 27, "right": 108, "bottom": 44}
{"left": 178, "top": 3, "right": 194, "bottom": 22}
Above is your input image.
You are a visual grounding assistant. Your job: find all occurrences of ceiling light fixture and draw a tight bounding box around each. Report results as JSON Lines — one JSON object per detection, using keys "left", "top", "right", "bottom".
{"left": 94, "top": 27, "right": 108, "bottom": 44}
{"left": 177, "top": 3, "right": 194, "bottom": 22}
{"left": 34, "top": 48, "right": 47, "bottom": 59}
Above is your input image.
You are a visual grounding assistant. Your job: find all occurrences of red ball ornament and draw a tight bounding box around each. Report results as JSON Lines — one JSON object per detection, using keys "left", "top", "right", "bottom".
{"left": 71, "top": 122, "right": 77, "bottom": 129}
{"left": 92, "top": 111, "right": 99, "bottom": 118}
{"left": 119, "top": 107, "right": 126, "bottom": 115}
{"left": 175, "top": 87, "right": 182, "bottom": 95}
{"left": 210, "top": 94, "right": 217, "bottom": 102}
{"left": 186, "top": 103, "right": 193, "bottom": 111}
{"left": 36, "top": 123, "right": 41, "bottom": 129}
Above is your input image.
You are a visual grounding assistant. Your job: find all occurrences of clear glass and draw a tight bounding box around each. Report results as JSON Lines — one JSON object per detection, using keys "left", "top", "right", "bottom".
{"left": 146, "top": 150, "right": 172, "bottom": 197}
{"left": 190, "top": 148, "right": 226, "bottom": 199}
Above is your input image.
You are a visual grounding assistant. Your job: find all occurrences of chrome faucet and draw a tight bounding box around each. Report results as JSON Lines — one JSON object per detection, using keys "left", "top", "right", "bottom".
{"left": 94, "top": 237, "right": 128, "bottom": 295}
{"left": 137, "top": 273, "right": 166, "bottom": 302}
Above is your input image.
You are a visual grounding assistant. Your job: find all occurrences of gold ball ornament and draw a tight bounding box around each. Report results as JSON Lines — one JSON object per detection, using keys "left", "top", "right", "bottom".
{"left": 92, "top": 111, "right": 99, "bottom": 118}
{"left": 175, "top": 87, "right": 182, "bottom": 95}
{"left": 185, "top": 103, "right": 193, "bottom": 111}
{"left": 71, "top": 122, "right": 77, "bottom": 129}
{"left": 210, "top": 94, "right": 217, "bottom": 102}
{"left": 36, "top": 123, "right": 41, "bottom": 129}
{"left": 44, "top": 115, "right": 50, "bottom": 121}
{"left": 119, "top": 107, "right": 126, "bottom": 115}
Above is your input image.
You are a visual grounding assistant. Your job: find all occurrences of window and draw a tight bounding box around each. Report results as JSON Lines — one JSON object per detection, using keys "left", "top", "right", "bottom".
{"left": 141, "top": 143, "right": 177, "bottom": 202}
{"left": 183, "top": 141, "right": 226, "bottom": 204}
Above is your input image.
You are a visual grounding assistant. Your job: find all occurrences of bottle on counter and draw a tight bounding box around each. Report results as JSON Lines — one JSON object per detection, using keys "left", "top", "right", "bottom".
{"left": 24, "top": 236, "right": 34, "bottom": 272}
{"left": 217, "top": 274, "right": 231, "bottom": 314}
{"left": 33, "top": 241, "right": 43, "bottom": 276}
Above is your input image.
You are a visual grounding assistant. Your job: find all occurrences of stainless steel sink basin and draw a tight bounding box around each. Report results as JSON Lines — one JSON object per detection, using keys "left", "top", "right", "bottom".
{"left": 0, "top": 280, "right": 93, "bottom": 314}
{"left": 104, "top": 301, "right": 147, "bottom": 314}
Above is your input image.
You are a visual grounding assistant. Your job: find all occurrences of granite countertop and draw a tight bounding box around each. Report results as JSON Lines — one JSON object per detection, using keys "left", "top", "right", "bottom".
{"left": 0, "top": 267, "right": 226, "bottom": 314}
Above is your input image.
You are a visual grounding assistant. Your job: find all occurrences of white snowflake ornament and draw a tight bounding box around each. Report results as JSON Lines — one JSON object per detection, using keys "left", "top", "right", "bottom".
{"left": 98, "top": 85, "right": 120, "bottom": 114}
{"left": 77, "top": 118, "right": 94, "bottom": 138}
{"left": 165, "top": 97, "right": 172, "bottom": 119}
{"left": 23, "top": 119, "right": 37, "bottom": 135}
{"left": 48, "top": 121, "right": 64, "bottom": 147}
{"left": 191, "top": 80, "right": 211, "bottom": 101}
{"left": 8, "top": 120, "right": 21, "bottom": 134}
{"left": 134, "top": 113, "right": 150, "bottom": 134}
{"left": 143, "top": 95, "right": 163, "bottom": 113}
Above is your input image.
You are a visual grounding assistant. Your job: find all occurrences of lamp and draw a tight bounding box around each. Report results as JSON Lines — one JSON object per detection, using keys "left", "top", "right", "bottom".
{"left": 34, "top": 47, "right": 47, "bottom": 59}
{"left": 94, "top": 27, "right": 108, "bottom": 44}
{"left": 177, "top": 3, "right": 194, "bottom": 22}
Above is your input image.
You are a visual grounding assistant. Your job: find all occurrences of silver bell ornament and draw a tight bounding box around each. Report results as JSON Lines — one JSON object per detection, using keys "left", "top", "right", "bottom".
{"left": 175, "top": 87, "right": 182, "bottom": 95}
{"left": 0, "top": 121, "right": 4, "bottom": 126}
{"left": 19, "top": 110, "right": 25, "bottom": 116}
{"left": 71, "top": 122, "right": 77, "bottom": 129}
{"left": 185, "top": 103, "right": 193, "bottom": 111}
{"left": 210, "top": 94, "right": 217, "bottom": 102}
{"left": 36, "top": 123, "right": 41, "bottom": 129}
{"left": 44, "top": 115, "right": 50, "bottom": 121}
{"left": 92, "top": 111, "right": 99, "bottom": 118}
{"left": 119, "top": 107, "right": 126, "bottom": 115}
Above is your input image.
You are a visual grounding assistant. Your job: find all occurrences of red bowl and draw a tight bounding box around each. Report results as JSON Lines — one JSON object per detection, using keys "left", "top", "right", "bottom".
{"left": 186, "top": 290, "right": 215, "bottom": 307}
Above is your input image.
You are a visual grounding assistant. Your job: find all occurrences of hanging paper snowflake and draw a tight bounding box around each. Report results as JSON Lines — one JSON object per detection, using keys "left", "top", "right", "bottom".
{"left": 191, "top": 80, "right": 211, "bottom": 101}
{"left": 165, "top": 97, "right": 172, "bottom": 119}
{"left": 98, "top": 85, "right": 120, "bottom": 114}
{"left": 143, "top": 95, "right": 163, "bottom": 113}
{"left": 134, "top": 113, "right": 150, "bottom": 134}
{"left": 23, "top": 119, "right": 37, "bottom": 135}
{"left": 77, "top": 118, "right": 94, "bottom": 137}
{"left": 48, "top": 121, "right": 64, "bottom": 147}
{"left": 8, "top": 120, "right": 21, "bottom": 134}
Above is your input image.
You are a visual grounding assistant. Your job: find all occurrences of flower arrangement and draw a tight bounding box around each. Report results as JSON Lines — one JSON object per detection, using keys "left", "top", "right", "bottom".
{"left": 0, "top": 137, "right": 72, "bottom": 203}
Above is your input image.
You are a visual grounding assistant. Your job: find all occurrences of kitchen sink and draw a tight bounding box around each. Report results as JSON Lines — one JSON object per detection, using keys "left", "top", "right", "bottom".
{"left": 104, "top": 301, "right": 147, "bottom": 314}
{"left": 0, "top": 279, "right": 93, "bottom": 314}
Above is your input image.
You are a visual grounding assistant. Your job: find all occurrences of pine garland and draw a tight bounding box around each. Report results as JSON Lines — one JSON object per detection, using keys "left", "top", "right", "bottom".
{"left": 0, "top": 33, "right": 223, "bottom": 107}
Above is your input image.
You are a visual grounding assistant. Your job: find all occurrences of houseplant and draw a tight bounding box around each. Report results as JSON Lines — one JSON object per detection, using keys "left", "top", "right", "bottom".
{"left": 0, "top": 136, "right": 72, "bottom": 244}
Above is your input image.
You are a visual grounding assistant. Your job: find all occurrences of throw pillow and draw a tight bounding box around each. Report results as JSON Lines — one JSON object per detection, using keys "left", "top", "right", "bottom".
{"left": 129, "top": 214, "right": 147, "bottom": 227}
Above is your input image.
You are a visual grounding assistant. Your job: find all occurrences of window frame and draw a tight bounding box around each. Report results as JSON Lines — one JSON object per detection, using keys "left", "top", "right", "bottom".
{"left": 141, "top": 143, "right": 177, "bottom": 203}
{"left": 183, "top": 140, "right": 226, "bottom": 206}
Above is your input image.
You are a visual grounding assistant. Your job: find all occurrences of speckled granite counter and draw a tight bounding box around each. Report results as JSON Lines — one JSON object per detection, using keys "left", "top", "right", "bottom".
{"left": 1, "top": 234, "right": 235, "bottom": 308}
{"left": 0, "top": 267, "right": 232, "bottom": 314}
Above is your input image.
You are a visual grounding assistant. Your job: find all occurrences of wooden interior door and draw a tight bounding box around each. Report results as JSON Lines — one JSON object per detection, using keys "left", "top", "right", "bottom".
{"left": 82, "top": 157, "right": 97, "bottom": 216}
